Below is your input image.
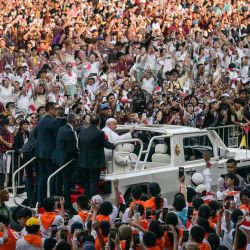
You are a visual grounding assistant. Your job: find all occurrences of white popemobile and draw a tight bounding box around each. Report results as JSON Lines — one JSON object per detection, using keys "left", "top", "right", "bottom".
{"left": 99, "top": 124, "right": 250, "bottom": 203}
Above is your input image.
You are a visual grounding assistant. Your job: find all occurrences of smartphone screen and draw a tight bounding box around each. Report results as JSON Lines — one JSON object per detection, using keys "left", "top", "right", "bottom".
{"left": 182, "top": 230, "right": 189, "bottom": 242}
{"left": 133, "top": 234, "right": 140, "bottom": 245}
{"left": 162, "top": 208, "right": 168, "bottom": 223}
{"left": 51, "top": 225, "right": 57, "bottom": 238}
{"left": 109, "top": 227, "right": 117, "bottom": 240}
{"left": 187, "top": 206, "right": 194, "bottom": 219}
{"left": 146, "top": 208, "right": 152, "bottom": 219}
{"left": 60, "top": 229, "right": 68, "bottom": 241}
{"left": 179, "top": 167, "right": 184, "bottom": 178}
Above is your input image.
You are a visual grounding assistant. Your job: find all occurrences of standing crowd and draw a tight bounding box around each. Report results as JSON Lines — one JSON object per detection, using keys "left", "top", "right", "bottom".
{"left": 0, "top": 0, "right": 249, "bottom": 249}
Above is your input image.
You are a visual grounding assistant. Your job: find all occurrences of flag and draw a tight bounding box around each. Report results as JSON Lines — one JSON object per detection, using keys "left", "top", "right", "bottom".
{"left": 244, "top": 126, "right": 249, "bottom": 135}
{"left": 240, "top": 135, "right": 247, "bottom": 149}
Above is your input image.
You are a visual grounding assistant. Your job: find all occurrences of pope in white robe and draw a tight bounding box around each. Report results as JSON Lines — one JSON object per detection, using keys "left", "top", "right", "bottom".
{"left": 102, "top": 118, "right": 133, "bottom": 166}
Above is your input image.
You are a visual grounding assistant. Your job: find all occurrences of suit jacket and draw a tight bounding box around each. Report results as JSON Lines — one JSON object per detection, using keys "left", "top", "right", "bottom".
{"left": 53, "top": 124, "right": 78, "bottom": 166}
{"left": 78, "top": 125, "right": 115, "bottom": 169}
{"left": 35, "top": 115, "right": 59, "bottom": 159}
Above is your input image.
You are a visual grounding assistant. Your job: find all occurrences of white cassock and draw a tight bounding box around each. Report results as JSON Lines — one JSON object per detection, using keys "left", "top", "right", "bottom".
{"left": 102, "top": 126, "right": 132, "bottom": 164}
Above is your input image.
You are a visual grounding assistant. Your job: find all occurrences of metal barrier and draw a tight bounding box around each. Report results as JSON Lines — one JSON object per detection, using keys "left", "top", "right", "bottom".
{"left": 5, "top": 150, "right": 15, "bottom": 187}
{"left": 6, "top": 150, "right": 25, "bottom": 190}
{"left": 47, "top": 159, "right": 74, "bottom": 198}
{"left": 207, "top": 125, "right": 245, "bottom": 148}
{"left": 111, "top": 139, "right": 143, "bottom": 172}
{"left": 12, "top": 157, "right": 36, "bottom": 210}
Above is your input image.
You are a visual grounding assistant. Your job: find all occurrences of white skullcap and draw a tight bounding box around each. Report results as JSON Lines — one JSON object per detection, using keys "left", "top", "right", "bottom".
{"left": 106, "top": 118, "right": 117, "bottom": 125}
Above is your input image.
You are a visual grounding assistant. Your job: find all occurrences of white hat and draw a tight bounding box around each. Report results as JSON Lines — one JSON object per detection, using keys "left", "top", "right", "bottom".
{"left": 21, "top": 63, "right": 28, "bottom": 67}
{"left": 4, "top": 64, "right": 11, "bottom": 69}
{"left": 222, "top": 93, "right": 230, "bottom": 98}
{"left": 91, "top": 195, "right": 103, "bottom": 204}
{"left": 195, "top": 184, "right": 207, "bottom": 193}
{"left": 191, "top": 173, "right": 204, "bottom": 186}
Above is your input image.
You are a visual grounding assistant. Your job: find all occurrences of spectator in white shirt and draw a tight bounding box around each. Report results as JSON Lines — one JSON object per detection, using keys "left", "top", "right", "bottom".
{"left": 61, "top": 63, "right": 78, "bottom": 98}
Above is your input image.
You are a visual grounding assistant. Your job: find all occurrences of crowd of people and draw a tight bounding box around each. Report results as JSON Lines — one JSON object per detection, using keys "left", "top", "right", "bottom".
{"left": 0, "top": 0, "right": 249, "bottom": 249}
{"left": 0, "top": 159, "right": 249, "bottom": 250}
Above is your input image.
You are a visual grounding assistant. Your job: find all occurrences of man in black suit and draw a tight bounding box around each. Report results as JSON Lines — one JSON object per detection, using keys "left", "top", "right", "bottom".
{"left": 36, "top": 102, "right": 59, "bottom": 205}
{"left": 53, "top": 113, "right": 79, "bottom": 212}
{"left": 78, "top": 115, "right": 115, "bottom": 198}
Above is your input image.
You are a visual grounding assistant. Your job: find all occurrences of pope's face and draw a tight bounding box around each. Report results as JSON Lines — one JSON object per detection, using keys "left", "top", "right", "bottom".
{"left": 109, "top": 121, "right": 117, "bottom": 132}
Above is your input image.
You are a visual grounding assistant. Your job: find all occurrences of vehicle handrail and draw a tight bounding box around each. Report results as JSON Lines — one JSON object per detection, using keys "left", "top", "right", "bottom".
{"left": 206, "top": 125, "right": 240, "bottom": 130}
{"left": 47, "top": 159, "right": 74, "bottom": 197}
{"left": 113, "top": 139, "right": 143, "bottom": 171}
{"left": 143, "top": 135, "right": 170, "bottom": 163}
{"left": 12, "top": 157, "right": 36, "bottom": 210}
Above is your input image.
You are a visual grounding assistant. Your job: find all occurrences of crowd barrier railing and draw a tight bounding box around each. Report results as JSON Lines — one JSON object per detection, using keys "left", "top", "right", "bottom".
{"left": 12, "top": 157, "right": 36, "bottom": 210}
{"left": 206, "top": 125, "right": 247, "bottom": 148}
{"left": 47, "top": 159, "right": 74, "bottom": 198}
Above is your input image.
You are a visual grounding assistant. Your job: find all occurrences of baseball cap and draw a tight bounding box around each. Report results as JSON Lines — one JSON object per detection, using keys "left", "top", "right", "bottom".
{"left": 26, "top": 217, "right": 39, "bottom": 226}
{"left": 195, "top": 184, "right": 207, "bottom": 193}
{"left": 191, "top": 173, "right": 205, "bottom": 186}
{"left": 100, "top": 103, "right": 110, "bottom": 110}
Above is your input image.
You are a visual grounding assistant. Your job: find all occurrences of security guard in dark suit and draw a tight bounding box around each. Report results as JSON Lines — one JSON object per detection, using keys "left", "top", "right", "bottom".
{"left": 35, "top": 102, "right": 59, "bottom": 205}
{"left": 53, "top": 113, "right": 78, "bottom": 212}
{"left": 78, "top": 115, "right": 115, "bottom": 198}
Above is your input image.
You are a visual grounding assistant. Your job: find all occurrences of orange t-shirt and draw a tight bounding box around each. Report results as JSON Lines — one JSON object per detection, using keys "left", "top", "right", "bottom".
{"left": 24, "top": 234, "right": 43, "bottom": 248}
{"left": 40, "top": 212, "right": 56, "bottom": 229}
{"left": 78, "top": 211, "right": 89, "bottom": 223}
{"left": 144, "top": 198, "right": 158, "bottom": 210}
{"left": 164, "top": 228, "right": 183, "bottom": 250}
{"left": 95, "top": 235, "right": 108, "bottom": 250}
{"left": 210, "top": 214, "right": 218, "bottom": 224}
{"left": 198, "top": 242, "right": 211, "bottom": 250}
{"left": 130, "top": 200, "right": 145, "bottom": 208}
{"left": 96, "top": 214, "right": 110, "bottom": 223}
{"left": 0, "top": 228, "right": 18, "bottom": 250}
{"left": 155, "top": 237, "right": 165, "bottom": 249}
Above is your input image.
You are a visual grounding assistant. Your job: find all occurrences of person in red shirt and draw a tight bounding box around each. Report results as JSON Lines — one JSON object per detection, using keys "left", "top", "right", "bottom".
{"left": 167, "top": 17, "right": 180, "bottom": 35}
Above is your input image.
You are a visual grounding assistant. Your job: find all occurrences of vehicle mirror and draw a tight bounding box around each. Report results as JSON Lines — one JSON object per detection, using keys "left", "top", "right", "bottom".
{"left": 217, "top": 146, "right": 226, "bottom": 157}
